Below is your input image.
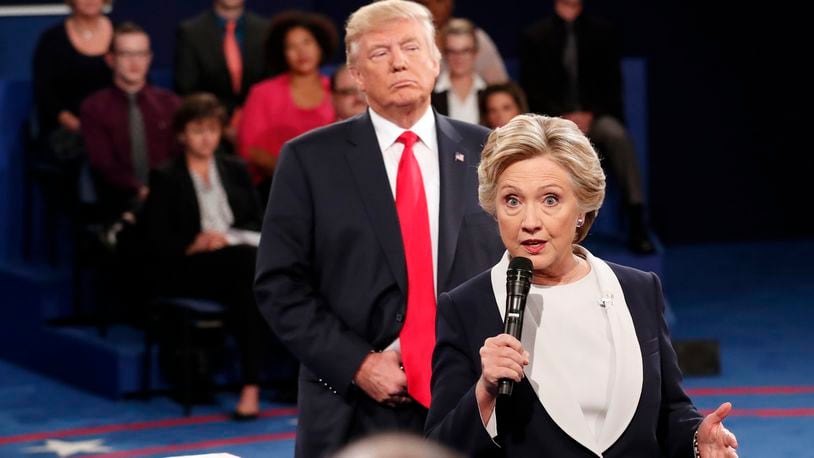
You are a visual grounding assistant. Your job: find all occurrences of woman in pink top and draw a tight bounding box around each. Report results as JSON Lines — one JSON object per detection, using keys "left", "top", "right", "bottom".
{"left": 239, "top": 11, "right": 338, "bottom": 194}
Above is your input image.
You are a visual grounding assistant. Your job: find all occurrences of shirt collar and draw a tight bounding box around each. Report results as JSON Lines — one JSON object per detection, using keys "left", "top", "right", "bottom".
{"left": 433, "top": 69, "right": 487, "bottom": 92}
{"left": 368, "top": 105, "right": 437, "bottom": 153}
{"left": 214, "top": 11, "right": 245, "bottom": 29}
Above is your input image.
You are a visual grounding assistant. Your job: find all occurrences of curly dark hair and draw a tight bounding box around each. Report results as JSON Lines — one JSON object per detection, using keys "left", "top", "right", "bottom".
{"left": 266, "top": 10, "right": 339, "bottom": 76}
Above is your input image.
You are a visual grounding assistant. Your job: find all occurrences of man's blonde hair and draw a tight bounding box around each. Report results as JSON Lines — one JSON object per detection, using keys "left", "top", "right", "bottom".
{"left": 345, "top": 0, "right": 441, "bottom": 66}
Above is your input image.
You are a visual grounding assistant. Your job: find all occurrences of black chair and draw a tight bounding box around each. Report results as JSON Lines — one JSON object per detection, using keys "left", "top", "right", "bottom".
{"left": 141, "top": 297, "right": 228, "bottom": 416}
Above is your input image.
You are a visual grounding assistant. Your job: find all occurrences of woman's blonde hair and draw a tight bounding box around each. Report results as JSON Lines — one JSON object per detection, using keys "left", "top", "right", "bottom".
{"left": 478, "top": 114, "right": 606, "bottom": 243}
{"left": 345, "top": 0, "right": 441, "bottom": 66}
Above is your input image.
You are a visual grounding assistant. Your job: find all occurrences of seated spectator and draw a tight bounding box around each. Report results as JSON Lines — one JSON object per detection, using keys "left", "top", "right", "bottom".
{"left": 140, "top": 93, "right": 272, "bottom": 419}
{"left": 478, "top": 81, "right": 528, "bottom": 129}
{"left": 431, "top": 18, "right": 485, "bottom": 124}
{"left": 519, "top": 0, "right": 656, "bottom": 254}
{"left": 174, "top": 0, "right": 271, "bottom": 146}
{"left": 414, "top": 0, "right": 508, "bottom": 84}
{"left": 330, "top": 64, "right": 367, "bottom": 121}
{"left": 80, "top": 22, "right": 180, "bottom": 228}
{"left": 32, "top": 0, "right": 113, "bottom": 169}
{"left": 238, "top": 10, "right": 338, "bottom": 198}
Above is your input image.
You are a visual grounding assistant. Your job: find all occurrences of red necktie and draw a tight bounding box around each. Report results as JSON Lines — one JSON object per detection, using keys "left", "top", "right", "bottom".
{"left": 224, "top": 20, "right": 243, "bottom": 95}
{"left": 395, "top": 131, "right": 436, "bottom": 408}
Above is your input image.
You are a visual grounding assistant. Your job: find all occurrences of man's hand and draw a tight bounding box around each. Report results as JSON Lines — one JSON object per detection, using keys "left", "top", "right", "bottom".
{"left": 58, "top": 110, "right": 81, "bottom": 132}
{"left": 353, "top": 350, "right": 410, "bottom": 406}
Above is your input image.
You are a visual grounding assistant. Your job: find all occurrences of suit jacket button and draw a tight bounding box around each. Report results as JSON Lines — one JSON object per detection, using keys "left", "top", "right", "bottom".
{"left": 395, "top": 312, "right": 404, "bottom": 322}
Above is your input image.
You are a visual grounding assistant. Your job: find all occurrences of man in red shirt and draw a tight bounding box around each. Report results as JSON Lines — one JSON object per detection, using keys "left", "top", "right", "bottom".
{"left": 81, "top": 22, "right": 180, "bottom": 224}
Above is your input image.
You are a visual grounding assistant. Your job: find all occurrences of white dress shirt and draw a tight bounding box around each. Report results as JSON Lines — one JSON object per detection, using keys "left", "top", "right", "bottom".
{"left": 368, "top": 106, "right": 440, "bottom": 294}
{"left": 434, "top": 70, "right": 487, "bottom": 125}
{"left": 369, "top": 106, "right": 440, "bottom": 353}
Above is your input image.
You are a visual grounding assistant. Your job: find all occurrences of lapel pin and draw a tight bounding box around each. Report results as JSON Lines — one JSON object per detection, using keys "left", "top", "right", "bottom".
{"left": 454, "top": 152, "right": 465, "bottom": 162}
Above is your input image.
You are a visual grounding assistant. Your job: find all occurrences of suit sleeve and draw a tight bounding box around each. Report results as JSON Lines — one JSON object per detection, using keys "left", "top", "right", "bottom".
{"left": 174, "top": 25, "right": 199, "bottom": 96}
{"left": 32, "top": 31, "right": 62, "bottom": 133}
{"left": 426, "top": 292, "right": 501, "bottom": 456}
{"left": 518, "top": 29, "right": 551, "bottom": 116}
{"left": 651, "top": 272, "right": 703, "bottom": 457}
{"left": 254, "top": 143, "right": 371, "bottom": 396}
{"left": 592, "top": 22, "right": 625, "bottom": 121}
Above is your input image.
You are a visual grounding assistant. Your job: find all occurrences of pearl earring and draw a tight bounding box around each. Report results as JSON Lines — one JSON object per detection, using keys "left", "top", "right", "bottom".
{"left": 576, "top": 218, "right": 584, "bottom": 228}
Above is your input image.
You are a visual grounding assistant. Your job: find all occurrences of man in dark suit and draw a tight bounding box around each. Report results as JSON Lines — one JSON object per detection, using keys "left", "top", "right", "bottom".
{"left": 174, "top": 0, "right": 269, "bottom": 141}
{"left": 519, "top": 0, "right": 656, "bottom": 254}
{"left": 254, "top": 1, "right": 503, "bottom": 456}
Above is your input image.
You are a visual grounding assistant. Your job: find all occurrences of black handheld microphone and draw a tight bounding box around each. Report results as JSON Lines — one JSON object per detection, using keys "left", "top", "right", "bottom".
{"left": 497, "top": 256, "right": 533, "bottom": 397}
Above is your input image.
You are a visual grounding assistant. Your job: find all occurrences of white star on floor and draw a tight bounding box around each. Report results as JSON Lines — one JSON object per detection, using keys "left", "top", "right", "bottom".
{"left": 24, "top": 438, "right": 112, "bottom": 457}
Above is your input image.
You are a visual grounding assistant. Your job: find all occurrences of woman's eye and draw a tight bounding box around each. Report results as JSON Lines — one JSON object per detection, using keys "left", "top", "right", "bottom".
{"left": 543, "top": 195, "right": 558, "bottom": 206}
{"left": 505, "top": 196, "right": 520, "bottom": 207}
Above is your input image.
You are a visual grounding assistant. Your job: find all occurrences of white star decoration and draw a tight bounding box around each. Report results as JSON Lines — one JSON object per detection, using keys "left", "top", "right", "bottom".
{"left": 24, "top": 438, "right": 112, "bottom": 457}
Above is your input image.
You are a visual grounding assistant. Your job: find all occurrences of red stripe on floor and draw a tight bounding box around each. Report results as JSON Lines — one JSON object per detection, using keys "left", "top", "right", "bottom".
{"left": 687, "top": 386, "right": 814, "bottom": 396}
{"left": 0, "top": 408, "right": 297, "bottom": 445}
{"left": 699, "top": 408, "right": 814, "bottom": 417}
{"left": 82, "top": 432, "right": 297, "bottom": 458}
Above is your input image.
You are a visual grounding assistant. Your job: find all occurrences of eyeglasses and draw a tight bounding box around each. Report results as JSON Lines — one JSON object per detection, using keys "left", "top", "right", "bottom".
{"left": 444, "top": 47, "right": 476, "bottom": 57}
{"left": 113, "top": 50, "right": 152, "bottom": 59}
{"left": 334, "top": 87, "right": 363, "bottom": 97}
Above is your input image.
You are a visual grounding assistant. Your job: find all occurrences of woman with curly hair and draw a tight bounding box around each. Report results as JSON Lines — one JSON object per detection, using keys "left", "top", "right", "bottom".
{"left": 238, "top": 10, "right": 338, "bottom": 197}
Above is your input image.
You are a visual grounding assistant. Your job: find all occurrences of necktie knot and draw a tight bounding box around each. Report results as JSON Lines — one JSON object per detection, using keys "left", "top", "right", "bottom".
{"left": 397, "top": 131, "right": 418, "bottom": 150}
{"left": 226, "top": 19, "right": 237, "bottom": 32}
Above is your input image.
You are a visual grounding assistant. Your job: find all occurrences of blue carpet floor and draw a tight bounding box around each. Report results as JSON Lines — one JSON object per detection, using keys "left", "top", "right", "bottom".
{"left": 1, "top": 238, "right": 812, "bottom": 457}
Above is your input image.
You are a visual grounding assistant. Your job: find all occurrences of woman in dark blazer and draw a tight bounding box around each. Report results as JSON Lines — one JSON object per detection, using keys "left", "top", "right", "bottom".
{"left": 425, "top": 115, "right": 739, "bottom": 457}
{"left": 141, "top": 93, "right": 269, "bottom": 419}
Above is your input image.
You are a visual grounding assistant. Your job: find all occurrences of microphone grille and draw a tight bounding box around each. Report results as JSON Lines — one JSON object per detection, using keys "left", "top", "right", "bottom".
{"left": 508, "top": 256, "right": 533, "bottom": 272}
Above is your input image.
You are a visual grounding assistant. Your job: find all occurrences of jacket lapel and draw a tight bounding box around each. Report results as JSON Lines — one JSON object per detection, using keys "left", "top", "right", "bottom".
{"left": 585, "top": 250, "right": 643, "bottom": 453}
{"left": 202, "top": 11, "right": 230, "bottom": 90}
{"left": 344, "top": 113, "right": 407, "bottom": 293}
{"left": 488, "top": 249, "right": 644, "bottom": 456}
{"left": 435, "top": 114, "right": 468, "bottom": 291}
{"left": 489, "top": 253, "right": 602, "bottom": 456}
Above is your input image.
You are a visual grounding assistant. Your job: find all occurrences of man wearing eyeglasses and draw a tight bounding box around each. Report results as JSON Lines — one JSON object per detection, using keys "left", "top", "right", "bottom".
{"left": 330, "top": 64, "right": 368, "bottom": 121}
{"left": 81, "top": 22, "right": 181, "bottom": 228}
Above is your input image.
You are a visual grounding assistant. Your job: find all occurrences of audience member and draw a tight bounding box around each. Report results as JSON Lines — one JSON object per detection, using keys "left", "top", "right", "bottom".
{"left": 331, "top": 64, "right": 368, "bottom": 121}
{"left": 32, "top": 0, "right": 113, "bottom": 165}
{"left": 80, "top": 22, "right": 180, "bottom": 227}
{"left": 238, "top": 10, "right": 337, "bottom": 198}
{"left": 431, "top": 18, "right": 485, "bottom": 124}
{"left": 174, "top": 0, "right": 270, "bottom": 135}
{"left": 519, "top": 0, "right": 655, "bottom": 254}
{"left": 414, "top": 0, "right": 508, "bottom": 84}
{"left": 426, "top": 114, "right": 738, "bottom": 457}
{"left": 478, "top": 81, "right": 528, "bottom": 129}
{"left": 332, "top": 432, "right": 462, "bottom": 458}
{"left": 140, "top": 93, "right": 271, "bottom": 420}
{"left": 253, "top": 1, "right": 502, "bottom": 456}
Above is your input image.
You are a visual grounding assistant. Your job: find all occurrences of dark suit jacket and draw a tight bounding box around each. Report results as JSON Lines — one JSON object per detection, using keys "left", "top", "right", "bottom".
{"left": 174, "top": 10, "right": 270, "bottom": 114}
{"left": 141, "top": 154, "right": 262, "bottom": 266}
{"left": 255, "top": 111, "right": 504, "bottom": 457}
{"left": 519, "top": 13, "right": 624, "bottom": 121}
{"left": 426, "top": 264, "right": 702, "bottom": 457}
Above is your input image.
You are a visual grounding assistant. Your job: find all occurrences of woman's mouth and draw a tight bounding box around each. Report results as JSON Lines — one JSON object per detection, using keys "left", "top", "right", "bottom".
{"left": 521, "top": 239, "right": 545, "bottom": 254}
